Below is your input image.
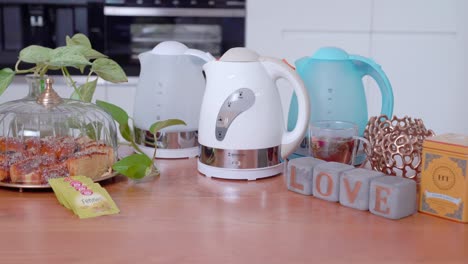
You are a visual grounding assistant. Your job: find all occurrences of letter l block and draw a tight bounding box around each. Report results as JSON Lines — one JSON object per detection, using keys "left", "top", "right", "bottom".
{"left": 286, "top": 157, "right": 325, "bottom": 195}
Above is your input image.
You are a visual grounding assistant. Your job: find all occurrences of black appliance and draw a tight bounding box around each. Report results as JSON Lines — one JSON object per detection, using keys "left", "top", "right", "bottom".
{"left": 0, "top": 0, "right": 104, "bottom": 72}
{"left": 0, "top": 0, "right": 246, "bottom": 76}
{"left": 103, "top": 0, "right": 245, "bottom": 75}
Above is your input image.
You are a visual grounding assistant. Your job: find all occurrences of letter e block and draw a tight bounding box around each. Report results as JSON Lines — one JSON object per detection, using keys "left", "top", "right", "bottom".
{"left": 339, "top": 168, "right": 384, "bottom": 210}
{"left": 286, "top": 157, "right": 325, "bottom": 195}
{"left": 369, "top": 176, "right": 417, "bottom": 220}
{"left": 313, "top": 162, "right": 354, "bottom": 202}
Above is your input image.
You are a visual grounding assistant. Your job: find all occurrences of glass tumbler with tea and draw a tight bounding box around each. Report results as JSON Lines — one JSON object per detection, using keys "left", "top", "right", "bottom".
{"left": 309, "top": 120, "right": 369, "bottom": 165}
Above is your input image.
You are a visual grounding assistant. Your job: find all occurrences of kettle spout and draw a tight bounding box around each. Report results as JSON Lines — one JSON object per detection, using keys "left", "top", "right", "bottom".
{"left": 294, "top": 57, "right": 309, "bottom": 73}
{"left": 137, "top": 51, "right": 154, "bottom": 67}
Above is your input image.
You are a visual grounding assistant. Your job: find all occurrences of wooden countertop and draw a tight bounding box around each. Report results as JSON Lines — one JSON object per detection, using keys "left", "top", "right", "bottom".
{"left": 0, "top": 158, "right": 466, "bottom": 263}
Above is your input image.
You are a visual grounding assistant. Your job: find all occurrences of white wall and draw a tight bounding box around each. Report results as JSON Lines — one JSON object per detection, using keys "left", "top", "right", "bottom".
{"left": 246, "top": 0, "right": 468, "bottom": 135}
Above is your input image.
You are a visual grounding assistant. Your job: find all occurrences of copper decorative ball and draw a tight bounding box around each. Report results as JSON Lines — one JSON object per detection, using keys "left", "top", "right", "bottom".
{"left": 363, "top": 115, "right": 435, "bottom": 183}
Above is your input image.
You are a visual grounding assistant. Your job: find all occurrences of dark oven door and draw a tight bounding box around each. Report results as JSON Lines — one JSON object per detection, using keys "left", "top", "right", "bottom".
{"left": 103, "top": 2, "right": 246, "bottom": 76}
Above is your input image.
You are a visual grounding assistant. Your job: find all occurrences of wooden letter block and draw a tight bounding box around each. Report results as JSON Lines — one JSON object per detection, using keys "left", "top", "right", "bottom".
{"left": 339, "top": 168, "right": 384, "bottom": 210}
{"left": 369, "top": 176, "right": 417, "bottom": 220}
{"left": 313, "top": 162, "right": 354, "bottom": 202}
{"left": 286, "top": 157, "right": 325, "bottom": 195}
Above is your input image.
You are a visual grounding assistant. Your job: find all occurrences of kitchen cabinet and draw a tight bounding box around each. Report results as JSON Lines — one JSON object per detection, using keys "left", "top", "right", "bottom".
{"left": 104, "top": 77, "right": 138, "bottom": 118}
{"left": 246, "top": 0, "right": 373, "bottom": 59}
{"left": 246, "top": 0, "right": 468, "bottom": 134}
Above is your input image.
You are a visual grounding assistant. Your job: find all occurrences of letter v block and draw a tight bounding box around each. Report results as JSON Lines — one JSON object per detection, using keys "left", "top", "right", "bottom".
{"left": 313, "top": 162, "right": 354, "bottom": 202}
{"left": 286, "top": 157, "right": 325, "bottom": 195}
{"left": 339, "top": 168, "right": 384, "bottom": 210}
{"left": 369, "top": 176, "right": 417, "bottom": 220}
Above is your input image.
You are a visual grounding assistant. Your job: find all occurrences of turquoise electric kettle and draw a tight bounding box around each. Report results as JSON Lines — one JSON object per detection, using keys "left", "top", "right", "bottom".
{"left": 288, "top": 47, "right": 394, "bottom": 136}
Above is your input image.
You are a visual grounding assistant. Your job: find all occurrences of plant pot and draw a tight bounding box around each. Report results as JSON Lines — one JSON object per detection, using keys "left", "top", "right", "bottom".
{"left": 24, "top": 74, "right": 47, "bottom": 99}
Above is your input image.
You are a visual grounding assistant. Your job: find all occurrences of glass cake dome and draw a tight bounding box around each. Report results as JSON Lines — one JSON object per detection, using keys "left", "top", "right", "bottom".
{"left": 0, "top": 77, "right": 118, "bottom": 187}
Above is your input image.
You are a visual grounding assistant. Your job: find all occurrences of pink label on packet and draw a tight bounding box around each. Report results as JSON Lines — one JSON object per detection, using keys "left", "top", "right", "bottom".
{"left": 80, "top": 189, "right": 93, "bottom": 196}
{"left": 70, "top": 181, "right": 82, "bottom": 187}
{"left": 75, "top": 185, "right": 88, "bottom": 192}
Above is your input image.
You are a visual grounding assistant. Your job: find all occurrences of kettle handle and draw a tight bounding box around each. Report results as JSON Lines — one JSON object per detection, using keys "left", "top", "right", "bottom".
{"left": 184, "top": 48, "right": 216, "bottom": 62}
{"left": 260, "top": 57, "right": 311, "bottom": 159}
{"left": 350, "top": 55, "right": 394, "bottom": 117}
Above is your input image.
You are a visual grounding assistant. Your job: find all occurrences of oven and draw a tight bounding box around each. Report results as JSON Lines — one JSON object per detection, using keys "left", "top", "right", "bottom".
{"left": 102, "top": 0, "right": 246, "bottom": 75}
{"left": 0, "top": 0, "right": 102, "bottom": 70}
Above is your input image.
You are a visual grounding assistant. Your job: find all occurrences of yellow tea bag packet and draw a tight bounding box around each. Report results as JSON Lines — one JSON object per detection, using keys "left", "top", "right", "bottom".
{"left": 65, "top": 177, "right": 119, "bottom": 219}
{"left": 49, "top": 176, "right": 94, "bottom": 210}
{"left": 49, "top": 176, "right": 120, "bottom": 219}
{"left": 49, "top": 177, "right": 73, "bottom": 210}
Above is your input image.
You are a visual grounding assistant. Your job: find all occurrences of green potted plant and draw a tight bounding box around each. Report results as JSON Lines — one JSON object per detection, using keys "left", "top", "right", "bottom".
{"left": 96, "top": 100, "right": 185, "bottom": 180}
{"left": 0, "top": 33, "right": 184, "bottom": 180}
{"left": 0, "top": 33, "right": 127, "bottom": 102}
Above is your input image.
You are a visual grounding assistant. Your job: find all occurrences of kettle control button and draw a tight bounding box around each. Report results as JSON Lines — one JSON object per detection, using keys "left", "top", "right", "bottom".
{"left": 215, "top": 88, "right": 255, "bottom": 141}
{"left": 216, "top": 116, "right": 229, "bottom": 127}
{"left": 233, "top": 160, "right": 241, "bottom": 167}
{"left": 215, "top": 127, "right": 227, "bottom": 140}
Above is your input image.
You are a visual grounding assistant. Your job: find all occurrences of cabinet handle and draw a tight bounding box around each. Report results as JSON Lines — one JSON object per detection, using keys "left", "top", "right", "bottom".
{"left": 103, "top": 6, "right": 245, "bottom": 18}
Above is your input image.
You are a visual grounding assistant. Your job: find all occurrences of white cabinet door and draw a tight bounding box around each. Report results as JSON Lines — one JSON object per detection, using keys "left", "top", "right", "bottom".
{"left": 370, "top": 0, "right": 467, "bottom": 134}
{"left": 246, "top": 0, "right": 373, "bottom": 124}
{"left": 246, "top": 0, "right": 373, "bottom": 61}
{"left": 246, "top": 0, "right": 468, "bottom": 134}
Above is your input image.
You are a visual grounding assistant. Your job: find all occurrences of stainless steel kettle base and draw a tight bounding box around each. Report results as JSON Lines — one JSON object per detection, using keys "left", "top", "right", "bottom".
{"left": 197, "top": 160, "right": 284, "bottom": 180}
{"left": 134, "top": 128, "right": 199, "bottom": 149}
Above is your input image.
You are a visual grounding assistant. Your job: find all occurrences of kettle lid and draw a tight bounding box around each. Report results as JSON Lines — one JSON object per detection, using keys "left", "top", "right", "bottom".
{"left": 311, "top": 47, "right": 350, "bottom": 60}
{"left": 219, "top": 47, "right": 260, "bottom": 62}
{"left": 150, "top": 41, "right": 189, "bottom": 55}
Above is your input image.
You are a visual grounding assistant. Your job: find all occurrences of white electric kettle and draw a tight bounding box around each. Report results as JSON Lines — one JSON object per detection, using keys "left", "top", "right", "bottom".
{"left": 133, "top": 41, "right": 214, "bottom": 158}
{"left": 197, "top": 47, "right": 310, "bottom": 180}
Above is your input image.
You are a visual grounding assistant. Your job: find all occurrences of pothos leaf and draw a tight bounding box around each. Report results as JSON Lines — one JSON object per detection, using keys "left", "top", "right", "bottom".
{"left": 19, "top": 45, "right": 52, "bottom": 64}
{"left": 149, "top": 119, "right": 186, "bottom": 134}
{"left": 70, "top": 78, "right": 97, "bottom": 102}
{"left": 119, "top": 123, "right": 133, "bottom": 142}
{"left": 95, "top": 100, "right": 129, "bottom": 126}
{"left": 81, "top": 48, "right": 107, "bottom": 60}
{"left": 47, "top": 46, "right": 91, "bottom": 69}
{"left": 112, "top": 153, "right": 153, "bottom": 179}
{"left": 66, "top": 33, "right": 92, "bottom": 49}
{"left": 95, "top": 100, "right": 133, "bottom": 142}
{"left": 68, "top": 45, "right": 107, "bottom": 60}
{"left": 0, "top": 68, "right": 15, "bottom": 96}
{"left": 85, "top": 121, "right": 103, "bottom": 140}
{"left": 92, "top": 58, "right": 128, "bottom": 83}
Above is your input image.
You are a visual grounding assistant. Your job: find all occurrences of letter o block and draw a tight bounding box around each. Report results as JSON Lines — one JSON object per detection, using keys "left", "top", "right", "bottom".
{"left": 286, "top": 157, "right": 325, "bottom": 195}
{"left": 313, "top": 162, "right": 354, "bottom": 202}
{"left": 369, "top": 176, "right": 417, "bottom": 219}
{"left": 339, "top": 168, "right": 384, "bottom": 210}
